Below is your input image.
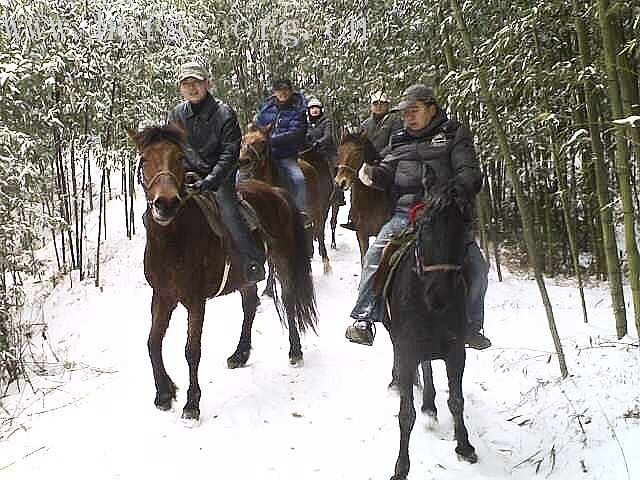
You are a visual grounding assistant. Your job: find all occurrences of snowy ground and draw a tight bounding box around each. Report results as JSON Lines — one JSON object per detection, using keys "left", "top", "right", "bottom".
{"left": 1, "top": 192, "right": 639, "bottom": 480}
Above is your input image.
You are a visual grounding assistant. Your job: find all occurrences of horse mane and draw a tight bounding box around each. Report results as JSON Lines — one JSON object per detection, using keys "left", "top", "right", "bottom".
{"left": 340, "top": 131, "right": 380, "bottom": 163}
{"left": 421, "top": 180, "right": 472, "bottom": 226}
{"left": 136, "top": 124, "right": 185, "bottom": 150}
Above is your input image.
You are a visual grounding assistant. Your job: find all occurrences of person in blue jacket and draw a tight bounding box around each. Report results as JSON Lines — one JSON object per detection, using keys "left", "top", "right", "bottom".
{"left": 255, "top": 78, "right": 311, "bottom": 227}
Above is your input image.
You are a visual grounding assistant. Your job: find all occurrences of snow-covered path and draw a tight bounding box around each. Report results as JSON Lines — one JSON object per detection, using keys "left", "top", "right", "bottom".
{"left": 1, "top": 196, "right": 639, "bottom": 480}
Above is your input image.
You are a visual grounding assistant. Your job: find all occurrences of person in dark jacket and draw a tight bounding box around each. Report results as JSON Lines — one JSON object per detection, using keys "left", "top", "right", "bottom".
{"left": 167, "top": 61, "right": 265, "bottom": 284}
{"left": 345, "top": 84, "right": 491, "bottom": 350}
{"left": 306, "top": 97, "right": 345, "bottom": 206}
{"left": 340, "top": 91, "right": 403, "bottom": 230}
{"left": 255, "top": 78, "right": 310, "bottom": 225}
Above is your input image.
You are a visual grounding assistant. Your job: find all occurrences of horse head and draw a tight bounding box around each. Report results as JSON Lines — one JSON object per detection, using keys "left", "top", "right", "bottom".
{"left": 336, "top": 129, "right": 378, "bottom": 190}
{"left": 415, "top": 168, "right": 473, "bottom": 275}
{"left": 239, "top": 123, "right": 272, "bottom": 179}
{"left": 128, "top": 124, "right": 186, "bottom": 226}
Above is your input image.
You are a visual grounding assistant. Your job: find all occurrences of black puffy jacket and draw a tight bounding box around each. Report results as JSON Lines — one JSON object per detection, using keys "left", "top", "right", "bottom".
{"left": 167, "top": 92, "right": 241, "bottom": 185}
{"left": 306, "top": 114, "right": 337, "bottom": 159}
{"left": 365, "top": 109, "right": 482, "bottom": 214}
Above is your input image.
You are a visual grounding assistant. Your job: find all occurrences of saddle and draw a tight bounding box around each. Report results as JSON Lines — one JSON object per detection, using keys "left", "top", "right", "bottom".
{"left": 190, "top": 191, "right": 261, "bottom": 238}
{"left": 373, "top": 225, "right": 417, "bottom": 300}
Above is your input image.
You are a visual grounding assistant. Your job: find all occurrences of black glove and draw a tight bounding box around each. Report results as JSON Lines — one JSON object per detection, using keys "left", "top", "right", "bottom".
{"left": 191, "top": 174, "right": 221, "bottom": 192}
{"left": 311, "top": 140, "right": 321, "bottom": 151}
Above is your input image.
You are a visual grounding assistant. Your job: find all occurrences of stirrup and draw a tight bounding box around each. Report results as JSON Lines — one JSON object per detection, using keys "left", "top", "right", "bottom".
{"left": 345, "top": 320, "right": 375, "bottom": 346}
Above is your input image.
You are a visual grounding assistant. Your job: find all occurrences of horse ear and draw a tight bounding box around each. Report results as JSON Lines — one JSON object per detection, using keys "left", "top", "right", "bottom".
{"left": 126, "top": 128, "right": 138, "bottom": 142}
{"left": 167, "top": 121, "right": 186, "bottom": 141}
{"left": 259, "top": 123, "right": 274, "bottom": 135}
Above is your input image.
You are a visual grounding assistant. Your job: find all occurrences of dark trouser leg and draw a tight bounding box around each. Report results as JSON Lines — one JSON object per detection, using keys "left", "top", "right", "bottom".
{"left": 216, "top": 180, "right": 265, "bottom": 281}
{"left": 465, "top": 240, "right": 489, "bottom": 332}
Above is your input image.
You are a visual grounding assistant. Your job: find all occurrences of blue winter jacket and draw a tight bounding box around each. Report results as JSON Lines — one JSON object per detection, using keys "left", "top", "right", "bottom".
{"left": 255, "top": 91, "right": 308, "bottom": 160}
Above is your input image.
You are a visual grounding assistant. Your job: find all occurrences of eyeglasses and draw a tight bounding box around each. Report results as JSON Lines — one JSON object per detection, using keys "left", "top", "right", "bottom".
{"left": 372, "top": 101, "right": 388, "bottom": 106}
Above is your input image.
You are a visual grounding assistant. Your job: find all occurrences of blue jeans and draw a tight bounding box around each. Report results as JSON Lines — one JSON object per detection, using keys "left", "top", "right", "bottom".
{"left": 465, "top": 241, "right": 488, "bottom": 332}
{"left": 351, "top": 212, "right": 410, "bottom": 323}
{"left": 350, "top": 212, "right": 488, "bottom": 331}
{"left": 275, "top": 157, "right": 307, "bottom": 214}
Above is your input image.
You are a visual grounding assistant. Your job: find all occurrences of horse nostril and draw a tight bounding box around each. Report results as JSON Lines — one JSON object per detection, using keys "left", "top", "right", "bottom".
{"left": 153, "top": 196, "right": 180, "bottom": 216}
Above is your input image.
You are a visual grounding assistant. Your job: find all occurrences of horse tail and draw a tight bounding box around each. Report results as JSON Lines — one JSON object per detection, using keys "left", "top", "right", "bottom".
{"left": 280, "top": 194, "right": 318, "bottom": 334}
{"left": 238, "top": 180, "right": 318, "bottom": 334}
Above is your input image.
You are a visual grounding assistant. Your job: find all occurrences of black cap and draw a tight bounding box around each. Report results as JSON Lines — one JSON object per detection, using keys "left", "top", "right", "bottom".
{"left": 272, "top": 78, "right": 293, "bottom": 90}
{"left": 396, "top": 84, "right": 437, "bottom": 110}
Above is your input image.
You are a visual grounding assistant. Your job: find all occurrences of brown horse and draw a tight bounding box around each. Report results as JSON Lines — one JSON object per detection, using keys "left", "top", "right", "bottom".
{"left": 129, "top": 125, "right": 317, "bottom": 421}
{"left": 239, "top": 124, "right": 334, "bottom": 274}
{"left": 335, "top": 131, "right": 392, "bottom": 262}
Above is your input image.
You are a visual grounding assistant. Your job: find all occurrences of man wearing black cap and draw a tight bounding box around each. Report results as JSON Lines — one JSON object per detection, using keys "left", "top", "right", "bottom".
{"left": 345, "top": 83, "right": 491, "bottom": 350}
{"left": 167, "top": 61, "right": 265, "bottom": 284}
{"left": 255, "top": 78, "right": 310, "bottom": 227}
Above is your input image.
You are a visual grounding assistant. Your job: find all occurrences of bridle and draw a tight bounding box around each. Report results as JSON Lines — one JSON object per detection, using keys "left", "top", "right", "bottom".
{"left": 240, "top": 141, "right": 267, "bottom": 175}
{"left": 137, "top": 151, "right": 184, "bottom": 204}
{"left": 336, "top": 143, "right": 363, "bottom": 180}
{"left": 413, "top": 219, "right": 463, "bottom": 276}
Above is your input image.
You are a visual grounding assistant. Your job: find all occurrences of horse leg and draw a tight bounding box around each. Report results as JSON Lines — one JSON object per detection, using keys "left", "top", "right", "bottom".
{"left": 261, "top": 262, "right": 276, "bottom": 297}
{"left": 388, "top": 341, "right": 400, "bottom": 392}
{"left": 356, "top": 230, "right": 369, "bottom": 265}
{"left": 391, "top": 354, "right": 418, "bottom": 480}
{"left": 284, "top": 299, "right": 304, "bottom": 366}
{"left": 148, "top": 292, "right": 178, "bottom": 411}
{"left": 183, "top": 299, "right": 205, "bottom": 421}
{"left": 446, "top": 348, "right": 477, "bottom": 463}
{"left": 330, "top": 202, "right": 339, "bottom": 249}
{"left": 420, "top": 360, "right": 438, "bottom": 420}
{"left": 389, "top": 345, "right": 422, "bottom": 393}
{"left": 227, "top": 285, "right": 259, "bottom": 368}
{"left": 316, "top": 219, "right": 331, "bottom": 274}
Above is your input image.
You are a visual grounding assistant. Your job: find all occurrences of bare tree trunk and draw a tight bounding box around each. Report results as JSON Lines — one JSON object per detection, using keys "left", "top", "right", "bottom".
{"left": 597, "top": 0, "right": 638, "bottom": 338}
{"left": 95, "top": 169, "right": 106, "bottom": 287}
{"left": 573, "top": 0, "right": 626, "bottom": 324}
{"left": 450, "top": 0, "right": 568, "bottom": 377}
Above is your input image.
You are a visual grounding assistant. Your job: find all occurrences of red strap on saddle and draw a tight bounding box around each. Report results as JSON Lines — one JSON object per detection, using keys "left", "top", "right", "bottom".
{"left": 409, "top": 202, "right": 426, "bottom": 225}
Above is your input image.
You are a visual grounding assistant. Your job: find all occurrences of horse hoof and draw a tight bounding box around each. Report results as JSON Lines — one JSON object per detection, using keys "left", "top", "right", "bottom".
{"left": 289, "top": 355, "right": 304, "bottom": 367}
{"left": 227, "top": 351, "right": 250, "bottom": 369}
{"left": 154, "top": 392, "right": 175, "bottom": 411}
{"left": 456, "top": 448, "right": 478, "bottom": 464}
{"left": 421, "top": 406, "right": 437, "bottom": 417}
{"left": 387, "top": 381, "right": 400, "bottom": 396}
{"left": 182, "top": 407, "right": 200, "bottom": 421}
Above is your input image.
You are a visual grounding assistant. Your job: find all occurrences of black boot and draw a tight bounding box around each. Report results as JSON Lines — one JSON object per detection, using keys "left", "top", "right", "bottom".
{"left": 340, "top": 220, "right": 358, "bottom": 231}
{"left": 345, "top": 320, "right": 375, "bottom": 346}
{"left": 465, "top": 331, "right": 492, "bottom": 350}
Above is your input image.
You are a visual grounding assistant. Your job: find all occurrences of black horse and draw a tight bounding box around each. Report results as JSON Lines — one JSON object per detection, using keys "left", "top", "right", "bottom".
{"left": 383, "top": 176, "right": 478, "bottom": 480}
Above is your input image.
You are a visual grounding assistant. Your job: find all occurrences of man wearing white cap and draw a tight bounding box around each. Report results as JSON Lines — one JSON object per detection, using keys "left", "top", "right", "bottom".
{"left": 167, "top": 61, "right": 265, "bottom": 284}
{"left": 340, "top": 90, "right": 402, "bottom": 231}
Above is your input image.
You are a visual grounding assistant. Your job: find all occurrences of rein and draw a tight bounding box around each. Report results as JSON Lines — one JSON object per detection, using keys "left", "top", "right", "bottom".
{"left": 337, "top": 163, "right": 357, "bottom": 174}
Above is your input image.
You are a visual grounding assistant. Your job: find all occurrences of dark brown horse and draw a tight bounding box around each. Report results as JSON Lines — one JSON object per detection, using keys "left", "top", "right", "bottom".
{"left": 335, "top": 131, "right": 391, "bottom": 263}
{"left": 129, "top": 125, "right": 317, "bottom": 421}
{"left": 383, "top": 175, "right": 478, "bottom": 479}
{"left": 239, "top": 124, "right": 334, "bottom": 273}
